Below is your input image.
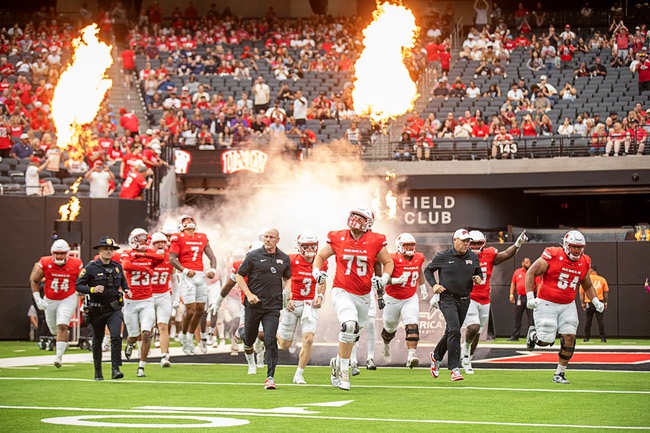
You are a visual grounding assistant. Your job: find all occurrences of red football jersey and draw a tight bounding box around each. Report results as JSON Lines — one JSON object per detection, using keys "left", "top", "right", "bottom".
{"left": 289, "top": 254, "right": 328, "bottom": 301}
{"left": 470, "top": 247, "right": 498, "bottom": 305}
{"left": 537, "top": 247, "right": 591, "bottom": 304}
{"left": 385, "top": 252, "right": 425, "bottom": 300}
{"left": 327, "top": 229, "right": 387, "bottom": 295}
{"left": 231, "top": 260, "right": 246, "bottom": 304}
{"left": 120, "top": 249, "right": 164, "bottom": 300}
{"left": 39, "top": 256, "right": 83, "bottom": 300}
{"left": 169, "top": 232, "right": 209, "bottom": 271}
{"left": 151, "top": 252, "right": 173, "bottom": 294}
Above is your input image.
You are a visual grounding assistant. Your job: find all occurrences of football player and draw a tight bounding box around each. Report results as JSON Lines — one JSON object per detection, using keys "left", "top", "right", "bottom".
{"left": 525, "top": 230, "right": 604, "bottom": 384}
{"left": 277, "top": 232, "right": 328, "bottom": 384}
{"left": 169, "top": 215, "right": 217, "bottom": 355}
{"left": 121, "top": 228, "right": 164, "bottom": 377}
{"left": 312, "top": 207, "right": 394, "bottom": 391}
{"left": 29, "top": 239, "right": 83, "bottom": 368}
{"left": 150, "top": 232, "right": 174, "bottom": 367}
{"left": 461, "top": 229, "right": 527, "bottom": 374}
{"left": 381, "top": 233, "right": 427, "bottom": 368}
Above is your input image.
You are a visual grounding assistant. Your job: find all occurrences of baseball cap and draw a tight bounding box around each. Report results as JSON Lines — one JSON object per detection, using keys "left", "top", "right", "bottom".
{"left": 540, "top": 75, "right": 547, "bottom": 81}
{"left": 453, "top": 228, "right": 471, "bottom": 240}
{"left": 20, "top": 133, "right": 29, "bottom": 139}
{"left": 146, "top": 129, "right": 153, "bottom": 135}
{"left": 30, "top": 156, "right": 41, "bottom": 164}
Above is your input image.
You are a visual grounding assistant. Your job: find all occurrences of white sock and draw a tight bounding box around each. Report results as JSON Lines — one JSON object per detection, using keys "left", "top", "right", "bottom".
{"left": 407, "top": 348, "right": 416, "bottom": 358}
{"left": 295, "top": 367, "right": 304, "bottom": 376}
{"left": 340, "top": 357, "right": 350, "bottom": 372}
{"left": 186, "top": 332, "right": 194, "bottom": 342}
{"left": 102, "top": 335, "right": 109, "bottom": 345}
{"left": 463, "top": 341, "right": 471, "bottom": 355}
{"left": 350, "top": 343, "right": 358, "bottom": 364}
{"left": 139, "top": 360, "right": 146, "bottom": 368}
{"left": 556, "top": 364, "right": 567, "bottom": 374}
{"left": 162, "top": 353, "right": 169, "bottom": 359}
{"left": 200, "top": 332, "right": 207, "bottom": 340}
{"left": 366, "top": 319, "right": 375, "bottom": 358}
{"left": 245, "top": 352, "right": 255, "bottom": 366}
{"left": 56, "top": 341, "right": 67, "bottom": 358}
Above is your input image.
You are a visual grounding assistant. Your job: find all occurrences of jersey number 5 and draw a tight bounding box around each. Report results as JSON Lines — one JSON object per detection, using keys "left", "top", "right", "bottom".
{"left": 342, "top": 255, "right": 368, "bottom": 277}
{"left": 557, "top": 272, "right": 580, "bottom": 290}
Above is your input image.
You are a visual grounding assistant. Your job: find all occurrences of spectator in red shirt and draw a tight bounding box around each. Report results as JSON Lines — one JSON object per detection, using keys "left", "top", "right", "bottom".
{"left": 440, "top": 47, "right": 451, "bottom": 75}
{"left": 558, "top": 39, "right": 575, "bottom": 70}
{"left": 120, "top": 45, "right": 136, "bottom": 88}
{"left": 471, "top": 117, "right": 490, "bottom": 138}
{"left": 119, "top": 108, "right": 140, "bottom": 135}
{"left": 626, "top": 119, "right": 647, "bottom": 155}
{"left": 521, "top": 114, "right": 538, "bottom": 137}
{"left": 492, "top": 125, "right": 515, "bottom": 158}
{"left": 635, "top": 50, "right": 650, "bottom": 94}
{"left": 119, "top": 163, "right": 152, "bottom": 200}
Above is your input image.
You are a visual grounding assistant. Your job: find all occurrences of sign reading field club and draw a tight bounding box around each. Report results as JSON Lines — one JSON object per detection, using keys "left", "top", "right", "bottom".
{"left": 221, "top": 149, "right": 268, "bottom": 174}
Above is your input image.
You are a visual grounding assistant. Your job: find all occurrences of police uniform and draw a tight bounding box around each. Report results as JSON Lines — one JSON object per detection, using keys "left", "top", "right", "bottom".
{"left": 76, "top": 237, "right": 130, "bottom": 380}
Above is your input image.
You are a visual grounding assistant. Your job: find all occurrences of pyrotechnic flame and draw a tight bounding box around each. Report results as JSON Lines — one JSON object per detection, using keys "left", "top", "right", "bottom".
{"left": 371, "top": 188, "right": 398, "bottom": 220}
{"left": 385, "top": 190, "right": 397, "bottom": 219}
{"left": 66, "top": 177, "right": 83, "bottom": 195}
{"left": 59, "top": 197, "right": 81, "bottom": 221}
{"left": 385, "top": 170, "right": 396, "bottom": 181}
{"left": 352, "top": 2, "right": 419, "bottom": 123}
{"left": 51, "top": 24, "right": 113, "bottom": 151}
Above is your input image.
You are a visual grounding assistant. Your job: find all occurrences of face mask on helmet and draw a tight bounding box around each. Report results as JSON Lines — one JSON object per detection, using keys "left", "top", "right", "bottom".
{"left": 347, "top": 208, "right": 374, "bottom": 232}
{"left": 150, "top": 232, "right": 168, "bottom": 253}
{"left": 51, "top": 239, "right": 70, "bottom": 265}
{"left": 563, "top": 230, "right": 586, "bottom": 261}
{"left": 129, "top": 228, "right": 150, "bottom": 251}
{"left": 296, "top": 232, "right": 319, "bottom": 258}
{"left": 396, "top": 233, "right": 416, "bottom": 256}
{"left": 177, "top": 215, "right": 197, "bottom": 232}
{"left": 469, "top": 230, "right": 486, "bottom": 252}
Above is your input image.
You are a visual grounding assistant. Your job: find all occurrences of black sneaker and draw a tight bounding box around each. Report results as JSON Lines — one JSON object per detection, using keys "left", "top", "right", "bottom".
{"left": 112, "top": 368, "right": 124, "bottom": 379}
{"left": 583, "top": 338, "right": 590, "bottom": 342}
{"left": 508, "top": 336, "right": 519, "bottom": 341}
{"left": 552, "top": 372, "right": 570, "bottom": 384}
{"left": 525, "top": 326, "right": 537, "bottom": 351}
{"left": 601, "top": 337, "right": 607, "bottom": 343}
{"left": 94, "top": 369, "right": 104, "bottom": 381}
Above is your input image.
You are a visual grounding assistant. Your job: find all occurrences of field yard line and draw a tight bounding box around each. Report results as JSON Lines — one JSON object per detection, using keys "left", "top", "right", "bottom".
{"left": 0, "top": 376, "right": 648, "bottom": 395}
{"left": 0, "top": 404, "right": 647, "bottom": 430}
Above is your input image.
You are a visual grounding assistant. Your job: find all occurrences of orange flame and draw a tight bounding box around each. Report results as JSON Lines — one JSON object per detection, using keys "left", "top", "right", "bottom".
{"left": 51, "top": 24, "right": 113, "bottom": 151}
{"left": 352, "top": 2, "right": 419, "bottom": 123}
{"left": 59, "top": 197, "right": 81, "bottom": 221}
{"left": 371, "top": 188, "right": 398, "bottom": 220}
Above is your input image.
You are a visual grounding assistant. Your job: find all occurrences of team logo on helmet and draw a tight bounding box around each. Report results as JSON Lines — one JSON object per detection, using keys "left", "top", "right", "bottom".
{"left": 296, "top": 231, "right": 319, "bottom": 258}
{"left": 50, "top": 239, "right": 71, "bottom": 266}
{"left": 128, "top": 228, "right": 150, "bottom": 251}
{"left": 347, "top": 207, "right": 375, "bottom": 232}
{"left": 469, "top": 230, "right": 486, "bottom": 252}
{"left": 563, "top": 230, "right": 586, "bottom": 261}
{"left": 396, "top": 233, "right": 416, "bottom": 256}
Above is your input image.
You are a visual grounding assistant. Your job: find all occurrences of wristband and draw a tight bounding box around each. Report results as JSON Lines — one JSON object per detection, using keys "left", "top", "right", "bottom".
{"left": 591, "top": 297, "right": 601, "bottom": 304}
{"left": 381, "top": 273, "right": 390, "bottom": 285}
{"left": 206, "top": 268, "right": 216, "bottom": 275}
{"left": 182, "top": 268, "right": 190, "bottom": 275}
{"left": 509, "top": 294, "right": 514, "bottom": 297}
{"left": 32, "top": 292, "right": 43, "bottom": 302}
{"left": 90, "top": 287, "right": 94, "bottom": 294}
{"left": 316, "top": 293, "right": 324, "bottom": 300}
{"left": 419, "top": 284, "right": 426, "bottom": 291}
{"left": 230, "top": 273, "right": 237, "bottom": 282}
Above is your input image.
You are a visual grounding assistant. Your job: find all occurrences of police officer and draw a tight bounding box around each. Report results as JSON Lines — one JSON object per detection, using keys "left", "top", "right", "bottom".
{"left": 424, "top": 228, "right": 483, "bottom": 382}
{"left": 76, "top": 236, "right": 131, "bottom": 380}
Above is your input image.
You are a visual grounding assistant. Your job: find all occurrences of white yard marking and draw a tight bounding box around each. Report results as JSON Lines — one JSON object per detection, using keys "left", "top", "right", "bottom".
{"left": 0, "top": 376, "right": 648, "bottom": 395}
{"left": 298, "top": 400, "right": 354, "bottom": 407}
{"left": 0, "top": 404, "right": 647, "bottom": 430}
{"left": 41, "top": 414, "right": 249, "bottom": 428}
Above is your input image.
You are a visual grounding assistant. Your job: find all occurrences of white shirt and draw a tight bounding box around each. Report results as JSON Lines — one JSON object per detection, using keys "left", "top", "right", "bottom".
{"left": 25, "top": 165, "right": 40, "bottom": 196}
{"left": 252, "top": 83, "right": 270, "bottom": 105}
{"left": 466, "top": 87, "right": 481, "bottom": 98}
{"left": 293, "top": 97, "right": 308, "bottom": 120}
{"left": 507, "top": 89, "right": 524, "bottom": 101}
{"left": 89, "top": 170, "right": 111, "bottom": 198}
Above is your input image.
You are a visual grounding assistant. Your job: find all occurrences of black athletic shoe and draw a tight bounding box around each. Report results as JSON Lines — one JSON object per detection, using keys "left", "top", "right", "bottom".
{"left": 112, "top": 368, "right": 124, "bottom": 379}
{"left": 525, "top": 326, "right": 537, "bottom": 351}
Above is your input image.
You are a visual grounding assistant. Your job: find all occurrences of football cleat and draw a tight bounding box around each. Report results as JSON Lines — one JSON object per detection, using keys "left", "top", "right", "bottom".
{"left": 429, "top": 352, "right": 440, "bottom": 378}
{"left": 264, "top": 377, "right": 276, "bottom": 390}
{"left": 553, "top": 372, "right": 570, "bottom": 384}
{"left": 234, "top": 325, "right": 244, "bottom": 345}
{"left": 339, "top": 369, "right": 351, "bottom": 391}
{"left": 463, "top": 361, "right": 474, "bottom": 375}
{"left": 137, "top": 367, "right": 146, "bottom": 378}
{"left": 181, "top": 339, "right": 193, "bottom": 356}
{"left": 54, "top": 356, "right": 62, "bottom": 369}
{"left": 366, "top": 358, "right": 377, "bottom": 370}
{"left": 451, "top": 368, "right": 464, "bottom": 381}
{"left": 160, "top": 355, "right": 171, "bottom": 368}
{"left": 526, "top": 326, "right": 537, "bottom": 351}
{"left": 247, "top": 364, "right": 257, "bottom": 375}
{"left": 406, "top": 355, "right": 419, "bottom": 369}
{"left": 199, "top": 339, "right": 208, "bottom": 354}
{"left": 230, "top": 344, "right": 239, "bottom": 355}
{"left": 330, "top": 358, "right": 340, "bottom": 387}
{"left": 382, "top": 343, "right": 391, "bottom": 363}
{"left": 350, "top": 362, "right": 360, "bottom": 376}
{"left": 293, "top": 374, "right": 307, "bottom": 384}
{"left": 124, "top": 342, "right": 135, "bottom": 360}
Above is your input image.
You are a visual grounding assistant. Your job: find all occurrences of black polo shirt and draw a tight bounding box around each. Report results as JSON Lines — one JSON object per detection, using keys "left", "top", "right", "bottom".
{"left": 424, "top": 246, "right": 482, "bottom": 298}
{"left": 237, "top": 247, "right": 291, "bottom": 310}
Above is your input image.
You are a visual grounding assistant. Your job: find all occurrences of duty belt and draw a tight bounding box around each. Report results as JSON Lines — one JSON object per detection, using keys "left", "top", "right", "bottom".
{"left": 445, "top": 292, "right": 470, "bottom": 300}
{"left": 88, "top": 302, "right": 110, "bottom": 308}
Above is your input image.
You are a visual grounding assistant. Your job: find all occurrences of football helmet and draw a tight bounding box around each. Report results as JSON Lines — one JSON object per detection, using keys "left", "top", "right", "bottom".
{"left": 347, "top": 207, "right": 375, "bottom": 232}
{"left": 563, "top": 230, "right": 586, "bottom": 261}
{"left": 469, "top": 230, "right": 486, "bottom": 252}
{"left": 248, "top": 241, "right": 264, "bottom": 253}
{"left": 150, "top": 232, "right": 168, "bottom": 249}
{"left": 128, "top": 228, "right": 150, "bottom": 251}
{"left": 161, "top": 222, "right": 176, "bottom": 236}
{"left": 396, "top": 233, "right": 416, "bottom": 257}
{"left": 176, "top": 215, "right": 197, "bottom": 232}
{"left": 50, "top": 239, "right": 70, "bottom": 265}
{"left": 296, "top": 231, "right": 319, "bottom": 258}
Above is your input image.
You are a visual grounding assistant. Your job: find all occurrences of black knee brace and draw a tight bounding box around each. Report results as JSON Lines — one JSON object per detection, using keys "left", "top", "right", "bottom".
{"left": 381, "top": 328, "right": 396, "bottom": 344}
{"left": 405, "top": 324, "right": 420, "bottom": 342}
{"left": 558, "top": 336, "right": 575, "bottom": 361}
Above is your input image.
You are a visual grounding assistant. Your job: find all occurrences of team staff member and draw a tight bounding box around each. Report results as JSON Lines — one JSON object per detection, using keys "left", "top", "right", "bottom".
{"left": 76, "top": 237, "right": 132, "bottom": 381}
{"left": 579, "top": 266, "right": 609, "bottom": 342}
{"left": 424, "top": 228, "right": 483, "bottom": 382}
{"left": 509, "top": 258, "right": 541, "bottom": 341}
{"left": 236, "top": 228, "right": 291, "bottom": 390}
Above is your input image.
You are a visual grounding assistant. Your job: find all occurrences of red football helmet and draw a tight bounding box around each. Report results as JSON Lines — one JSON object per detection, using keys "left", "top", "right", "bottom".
{"left": 347, "top": 207, "right": 375, "bottom": 232}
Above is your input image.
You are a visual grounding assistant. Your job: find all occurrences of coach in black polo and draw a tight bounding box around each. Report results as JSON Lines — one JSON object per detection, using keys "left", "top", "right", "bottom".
{"left": 236, "top": 228, "right": 291, "bottom": 390}
{"left": 424, "top": 228, "right": 483, "bottom": 381}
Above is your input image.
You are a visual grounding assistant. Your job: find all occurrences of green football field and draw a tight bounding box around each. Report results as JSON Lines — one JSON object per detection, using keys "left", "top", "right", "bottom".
{"left": 1, "top": 341, "right": 649, "bottom": 432}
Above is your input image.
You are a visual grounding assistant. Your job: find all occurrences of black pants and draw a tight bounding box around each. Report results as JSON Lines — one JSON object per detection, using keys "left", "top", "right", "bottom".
{"left": 584, "top": 303, "right": 606, "bottom": 339}
{"left": 511, "top": 295, "right": 534, "bottom": 338}
{"left": 433, "top": 293, "right": 470, "bottom": 371}
{"left": 89, "top": 307, "right": 124, "bottom": 370}
{"left": 243, "top": 305, "right": 280, "bottom": 378}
